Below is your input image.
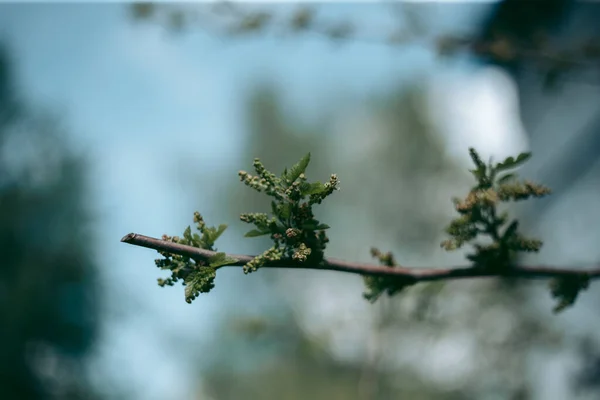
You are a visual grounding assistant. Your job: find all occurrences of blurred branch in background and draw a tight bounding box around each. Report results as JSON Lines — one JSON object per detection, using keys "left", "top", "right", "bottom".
{"left": 128, "top": 1, "right": 600, "bottom": 232}
{"left": 129, "top": 1, "right": 600, "bottom": 228}
{"left": 130, "top": 1, "right": 600, "bottom": 87}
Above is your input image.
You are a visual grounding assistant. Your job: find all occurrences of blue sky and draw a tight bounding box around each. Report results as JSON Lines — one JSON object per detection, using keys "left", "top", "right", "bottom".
{"left": 0, "top": 3, "right": 544, "bottom": 398}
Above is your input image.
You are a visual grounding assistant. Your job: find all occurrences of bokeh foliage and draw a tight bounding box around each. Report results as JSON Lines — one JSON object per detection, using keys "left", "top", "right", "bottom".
{"left": 0, "top": 44, "right": 101, "bottom": 399}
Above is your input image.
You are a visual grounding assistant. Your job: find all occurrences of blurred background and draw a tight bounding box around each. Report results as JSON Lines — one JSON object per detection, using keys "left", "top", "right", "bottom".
{"left": 0, "top": 1, "right": 599, "bottom": 399}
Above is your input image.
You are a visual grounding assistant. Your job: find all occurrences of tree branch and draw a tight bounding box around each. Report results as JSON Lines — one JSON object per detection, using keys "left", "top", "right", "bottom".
{"left": 131, "top": 3, "right": 600, "bottom": 72}
{"left": 121, "top": 233, "right": 600, "bottom": 282}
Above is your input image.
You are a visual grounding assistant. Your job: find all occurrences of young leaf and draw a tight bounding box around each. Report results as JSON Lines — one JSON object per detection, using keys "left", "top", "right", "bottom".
{"left": 244, "top": 229, "right": 271, "bottom": 238}
{"left": 502, "top": 220, "right": 519, "bottom": 240}
{"left": 203, "top": 227, "right": 219, "bottom": 247}
{"left": 468, "top": 148, "right": 486, "bottom": 169}
{"left": 316, "top": 223, "right": 330, "bottom": 230}
{"left": 495, "top": 152, "right": 531, "bottom": 172}
{"left": 184, "top": 274, "right": 201, "bottom": 301}
{"left": 183, "top": 226, "right": 192, "bottom": 241}
{"left": 550, "top": 275, "right": 590, "bottom": 313}
{"left": 469, "top": 166, "right": 487, "bottom": 182}
{"left": 271, "top": 222, "right": 287, "bottom": 234}
{"left": 285, "top": 153, "right": 311, "bottom": 184}
{"left": 184, "top": 268, "right": 217, "bottom": 302}
{"left": 497, "top": 173, "right": 517, "bottom": 185}
{"left": 298, "top": 182, "right": 311, "bottom": 194}
{"left": 278, "top": 203, "right": 292, "bottom": 220}
{"left": 214, "top": 224, "right": 228, "bottom": 241}
{"left": 208, "top": 252, "right": 239, "bottom": 268}
{"left": 301, "top": 181, "right": 325, "bottom": 196}
{"left": 301, "top": 220, "right": 322, "bottom": 230}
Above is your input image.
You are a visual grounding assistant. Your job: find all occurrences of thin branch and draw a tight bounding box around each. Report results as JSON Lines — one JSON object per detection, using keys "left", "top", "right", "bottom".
{"left": 132, "top": 4, "right": 600, "bottom": 70}
{"left": 121, "top": 233, "right": 600, "bottom": 281}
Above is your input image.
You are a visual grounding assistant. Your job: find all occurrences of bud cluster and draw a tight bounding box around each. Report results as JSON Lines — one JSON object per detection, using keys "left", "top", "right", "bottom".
{"left": 238, "top": 153, "right": 337, "bottom": 273}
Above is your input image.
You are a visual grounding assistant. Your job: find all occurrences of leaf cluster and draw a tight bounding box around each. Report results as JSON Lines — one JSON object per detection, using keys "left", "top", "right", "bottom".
{"left": 441, "top": 148, "right": 550, "bottom": 270}
{"left": 130, "top": 3, "right": 600, "bottom": 92}
{"left": 440, "top": 149, "right": 587, "bottom": 312}
{"left": 153, "top": 154, "right": 338, "bottom": 303}
{"left": 362, "top": 247, "right": 416, "bottom": 303}
{"left": 550, "top": 274, "right": 590, "bottom": 313}
{"left": 155, "top": 212, "right": 237, "bottom": 303}
{"left": 362, "top": 149, "right": 553, "bottom": 305}
{"left": 238, "top": 153, "right": 338, "bottom": 273}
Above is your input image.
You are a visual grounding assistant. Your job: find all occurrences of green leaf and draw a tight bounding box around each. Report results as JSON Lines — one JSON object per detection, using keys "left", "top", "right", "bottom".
{"left": 271, "top": 201, "right": 293, "bottom": 220}
{"left": 316, "top": 223, "right": 330, "bottom": 230}
{"left": 301, "top": 181, "right": 325, "bottom": 196}
{"left": 214, "top": 224, "right": 227, "bottom": 241}
{"left": 278, "top": 203, "right": 292, "bottom": 219}
{"left": 301, "top": 220, "right": 323, "bottom": 230}
{"left": 497, "top": 173, "right": 517, "bottom": 184}
{"left": 550, "top": 275, "right": 590, "bottom": 313}
{"left": 272, "top": 222, "right": 287, "bottom": 234}
{"left": 495, "top": 152, "right": 531, "bottom": 172}
{"left": 298, "top": 182, "right": 311, "bottom": 194}
{"left": 285, "top": 153, "right": 311, "bottom": 184}
{"left": 203, "top": 227, "right": 220, "bottom": 247}
{"left": 184, "top": 268, "right": 217, "bottom": 303}
{"left": 363, "top": 275, "right": 414, "bottom": 303}
{"left": 469, "top": 166, "right": 486, "bottom": 182}
{"left": 184, "top": 274, "right": 200, "bottom": 302}
{"left": 208, "top": 252, "right": 239, "bottom": 268}
{"left": 502, "top": 220, "right": 519, "bottom": 240}
{"left": 244, "top": 229, "right": 271, "bottom": 238}
{"left": 468, "top": 148, "right": 485, "bottom": 169}
{"left": 183, "top": 226, "right": 192, "bottom": 241}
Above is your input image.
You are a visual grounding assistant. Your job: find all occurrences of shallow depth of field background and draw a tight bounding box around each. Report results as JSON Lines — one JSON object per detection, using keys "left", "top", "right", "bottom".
{"left": 1, "top": 2, "right": 599, "bottom": 399}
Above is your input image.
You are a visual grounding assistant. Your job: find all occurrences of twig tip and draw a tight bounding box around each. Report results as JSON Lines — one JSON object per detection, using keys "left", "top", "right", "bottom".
{"left": 121, "top": 233, "right": 136, "bottom": 243}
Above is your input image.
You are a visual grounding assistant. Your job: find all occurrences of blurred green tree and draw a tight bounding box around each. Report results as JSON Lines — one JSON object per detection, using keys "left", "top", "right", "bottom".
{"left": 0, "top": 44, "right": 101, "bottom": 399}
